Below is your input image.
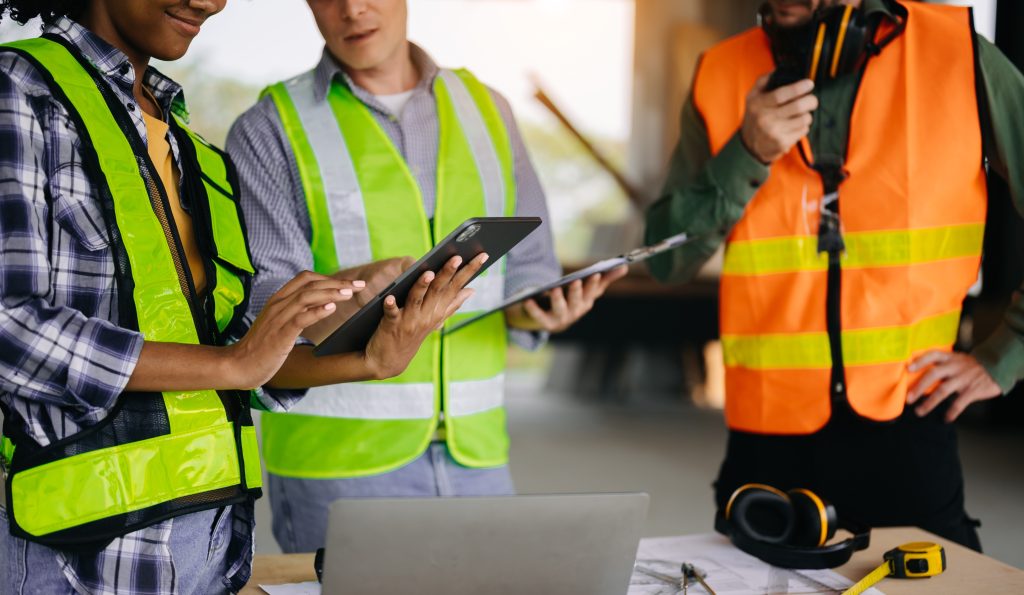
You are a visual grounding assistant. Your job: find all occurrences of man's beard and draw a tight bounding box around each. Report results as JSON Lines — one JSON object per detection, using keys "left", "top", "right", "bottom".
{"left": 766, "top": 16, "right": 817, "bottom": 64}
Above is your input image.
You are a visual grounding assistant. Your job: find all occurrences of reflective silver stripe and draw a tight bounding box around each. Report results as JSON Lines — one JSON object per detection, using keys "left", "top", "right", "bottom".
{"left": 295, "top": 382, "right": 435, "bottom": 420}
{"left": 459, "top": 266, "right": 506, "bottom": 314}
{"left": 438, "top": 70, "right": 505, "bottom": 218}
{"left": 283, "top": 73, "right": 374, "bottom": 268}
{"left": 447, "top": 374, "right": 506, "bottom": 416}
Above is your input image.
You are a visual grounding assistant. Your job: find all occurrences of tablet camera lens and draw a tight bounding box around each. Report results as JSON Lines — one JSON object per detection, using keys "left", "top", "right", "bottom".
{"left": 456, "top": 224, "right": 482, "bottom": 242}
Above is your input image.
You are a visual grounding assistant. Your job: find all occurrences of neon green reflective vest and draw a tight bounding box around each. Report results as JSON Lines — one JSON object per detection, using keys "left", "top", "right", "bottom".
{"left": 261, "top": 68, "right": 516, "bottom": 478}
{"left": 0, "top": 36, "right": 262, "bottom": 548}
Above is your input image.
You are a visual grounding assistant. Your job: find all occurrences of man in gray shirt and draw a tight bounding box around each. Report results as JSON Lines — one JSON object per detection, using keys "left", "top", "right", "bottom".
{"left": 227, "top": 0, "right": 625, "bottom": 553}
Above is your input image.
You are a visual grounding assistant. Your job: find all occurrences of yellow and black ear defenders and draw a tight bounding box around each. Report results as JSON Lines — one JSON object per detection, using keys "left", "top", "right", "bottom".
{"left": 760, "top": 1, "right": 908, "bottom": 90}
{"left": 714, "top": 483, "right": 871, "bottom": 569}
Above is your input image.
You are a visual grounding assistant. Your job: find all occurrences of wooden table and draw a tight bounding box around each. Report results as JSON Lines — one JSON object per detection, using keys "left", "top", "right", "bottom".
{"left": 830, "top": 527, "right": 1024, "bottom": 593}
{"left": 242, "top": 526, "right": 1024, "bottom": 594}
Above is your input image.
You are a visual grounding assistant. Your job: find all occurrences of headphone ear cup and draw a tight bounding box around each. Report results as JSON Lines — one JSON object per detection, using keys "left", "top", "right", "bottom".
{"left": 729, "top": 486, "right": 795, "bottom": 545}
{"left": 824, "top": 4, "right": 871, "bottom": 80}
{"left": 787, "top": 489, "right": 838, "bottom": 547}
{"left": 836, "top": 9, "right": 871, "bottom": 76}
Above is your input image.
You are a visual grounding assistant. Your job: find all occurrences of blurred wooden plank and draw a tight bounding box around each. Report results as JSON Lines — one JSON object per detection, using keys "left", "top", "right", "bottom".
{"left": 665, "top": 22, "right": 723, "bottom": 157}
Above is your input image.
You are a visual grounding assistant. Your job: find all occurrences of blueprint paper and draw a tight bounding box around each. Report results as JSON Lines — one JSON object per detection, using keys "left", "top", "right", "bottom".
{"left": 630, "top": 534, "right": 884, "bottom": 595}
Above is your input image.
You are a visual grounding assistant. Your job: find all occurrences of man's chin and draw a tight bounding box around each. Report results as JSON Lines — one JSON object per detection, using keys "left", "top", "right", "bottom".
{"left": 773, "top": 10, "right": 815, "bottom": 28}
{"left": 769, "top": 0, "right": 817, "bottom": 27}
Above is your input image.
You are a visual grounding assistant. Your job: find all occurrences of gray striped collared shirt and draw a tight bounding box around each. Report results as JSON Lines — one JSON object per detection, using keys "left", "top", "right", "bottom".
{"left": 226, "top": 44, "right": 561, "bottom": 349}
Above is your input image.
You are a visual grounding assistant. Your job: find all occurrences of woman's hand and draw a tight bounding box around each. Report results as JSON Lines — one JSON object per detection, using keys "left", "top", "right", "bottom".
{"left": 226, "top": 271, "right": 358, "bottom": 388}
{"left": 363, "top": 254, "right": 487, "bottom": 379}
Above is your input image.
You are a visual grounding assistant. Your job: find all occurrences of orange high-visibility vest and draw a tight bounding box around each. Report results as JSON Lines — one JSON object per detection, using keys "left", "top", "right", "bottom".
{"left": 693, "top": 2, "right": 987, "bottom": 434}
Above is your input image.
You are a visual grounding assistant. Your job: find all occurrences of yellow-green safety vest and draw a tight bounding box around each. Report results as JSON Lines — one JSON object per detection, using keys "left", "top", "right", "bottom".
{"left": 262, "top": 67, "right": 516, "bottom": 478}
{"left": 0, "top": 36, "right": 261, "bottom": 549}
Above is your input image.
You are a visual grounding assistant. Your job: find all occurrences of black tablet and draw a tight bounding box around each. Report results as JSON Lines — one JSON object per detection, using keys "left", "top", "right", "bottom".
{"left": 313, "top": 217, "right": 542, "bottom": 356}
{"left": 444, "top": 231, "right": 691, "bottom": 335}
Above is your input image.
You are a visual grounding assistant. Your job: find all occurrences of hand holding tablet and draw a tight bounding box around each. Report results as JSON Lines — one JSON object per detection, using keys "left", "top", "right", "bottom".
{"left": 314, "top": 217, "right": 542, "bottom": 356}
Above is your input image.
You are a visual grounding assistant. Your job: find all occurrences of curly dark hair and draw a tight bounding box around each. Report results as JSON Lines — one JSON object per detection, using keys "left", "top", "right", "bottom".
{"left": 0, "top": 0, "right": 86, "bottom": 25}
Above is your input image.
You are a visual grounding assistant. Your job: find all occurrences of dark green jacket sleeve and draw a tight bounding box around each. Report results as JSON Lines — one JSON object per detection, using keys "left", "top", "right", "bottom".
{"left": 971, "top": 37, "right": 1024, "bottom": 393}
{"left": 644, "top": 94, "right": 768, "bottom": 283}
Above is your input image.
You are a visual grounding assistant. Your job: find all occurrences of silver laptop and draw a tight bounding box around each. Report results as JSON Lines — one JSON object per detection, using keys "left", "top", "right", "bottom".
{"left": 321, "top": 493, "right": 649, "bottom": 595}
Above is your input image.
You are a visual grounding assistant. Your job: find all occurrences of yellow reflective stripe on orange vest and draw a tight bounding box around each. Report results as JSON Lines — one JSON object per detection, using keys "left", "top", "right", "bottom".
{"left": 723, "top": 310, "right": 960, "bottom": 370}
{"left": 723, "top": 224, "right": 984, "bottom": 276}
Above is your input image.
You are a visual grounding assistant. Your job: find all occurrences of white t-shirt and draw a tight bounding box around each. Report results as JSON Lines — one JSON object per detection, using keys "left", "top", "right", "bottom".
{"left": 374, "top": 89, "right": 415, "bottom": 119}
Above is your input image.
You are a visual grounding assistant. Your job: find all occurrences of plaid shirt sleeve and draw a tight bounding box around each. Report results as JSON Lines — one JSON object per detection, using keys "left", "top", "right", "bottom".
{"left": 0, "top": 61, "right": 144, "bottom": 422}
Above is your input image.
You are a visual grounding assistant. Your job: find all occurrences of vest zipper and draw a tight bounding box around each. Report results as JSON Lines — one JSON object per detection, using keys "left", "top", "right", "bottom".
{"left": 136, "top": 156, "right": 212, "bottom": 343}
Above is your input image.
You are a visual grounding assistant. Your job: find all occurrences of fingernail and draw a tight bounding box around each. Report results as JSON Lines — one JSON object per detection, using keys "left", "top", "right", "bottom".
{"left": 340, "top": 289, "right": 352, "bottom": 296}
{"left": 324, "top": 303, "right": 336, "bottom": 311}
{"left": 479, "top": 254, "right": 489, "bottom": 263}
{"left": 353, "top": 280, "right": 366, "bottom": 288}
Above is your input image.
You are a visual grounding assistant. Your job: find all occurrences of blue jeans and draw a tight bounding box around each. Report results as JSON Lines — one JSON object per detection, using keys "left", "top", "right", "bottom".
{"left": 0, "top": 505, "right": 234, "bottom": 595}
{"left": 270, "top": 442, "right": 515, "bottom": 553}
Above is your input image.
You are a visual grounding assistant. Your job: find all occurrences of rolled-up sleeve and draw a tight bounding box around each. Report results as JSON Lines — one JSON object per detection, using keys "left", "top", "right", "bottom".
{"left": 0, "top": 70, "right": 142, "bottom": 422}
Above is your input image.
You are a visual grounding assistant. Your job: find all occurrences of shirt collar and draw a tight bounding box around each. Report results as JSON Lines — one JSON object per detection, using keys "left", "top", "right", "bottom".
{"left": 43, "top": 16, "right": 189, "bottom": 122}
{"left": 313, "top": 42, "right": 441, "bottom": 105}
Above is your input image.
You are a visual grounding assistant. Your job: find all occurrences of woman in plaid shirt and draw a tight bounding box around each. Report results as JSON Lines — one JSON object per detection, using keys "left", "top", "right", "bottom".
{"left": 0, "top": 1, "right": 480, "bottom": 593}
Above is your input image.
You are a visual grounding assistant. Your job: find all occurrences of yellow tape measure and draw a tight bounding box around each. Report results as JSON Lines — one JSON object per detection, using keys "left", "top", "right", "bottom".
{"left": 842, "top": 542, "right": 946, "bottom": 595}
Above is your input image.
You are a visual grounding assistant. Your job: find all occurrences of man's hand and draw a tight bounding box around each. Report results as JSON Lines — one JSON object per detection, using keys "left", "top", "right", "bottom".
{"left": 226, "top": 271, "right": 358, "bottom": 388}
{"left": 907, "top": 351, "right": 1003, "bottom": 422}
{"left": 506, "top": 265, "right": 628, "bottom": 333}
{"left": 345, "top": 256, "right": 416, "bottom": 308}
{"left": 740, "top": 75, "right": 818, "bottom": 163}
{"left": 364, "top": 254, "right": 487, "bottom": 379}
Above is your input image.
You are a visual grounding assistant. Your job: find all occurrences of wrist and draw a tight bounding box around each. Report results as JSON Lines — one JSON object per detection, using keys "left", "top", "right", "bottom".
{"left": 738, "top": 129, "right": 770, "bottom": 165}
{"left": 361, "top": 349, "right": 390, "bottom": 381}
{"left": 219, "top": 343, "right": 255, "bottom": 390}
{"left": 505, "top": 303, "right": 545, "bottom": 331}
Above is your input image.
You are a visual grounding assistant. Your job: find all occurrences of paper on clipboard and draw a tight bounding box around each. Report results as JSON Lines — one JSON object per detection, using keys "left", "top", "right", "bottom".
{"left": 444, "top": 232, "right": 691, "bottom": 335}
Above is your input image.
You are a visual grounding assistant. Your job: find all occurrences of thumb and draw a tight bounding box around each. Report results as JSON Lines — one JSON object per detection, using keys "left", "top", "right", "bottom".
{"left": 753, "top": 72, "right": 771, "bottom": 94}
{"left": 382, "top": 295, "right": 400, "bottom": 320}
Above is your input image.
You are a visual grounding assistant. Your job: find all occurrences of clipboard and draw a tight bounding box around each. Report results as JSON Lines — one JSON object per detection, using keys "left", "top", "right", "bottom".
{"left": 314, "top": 217, "right": 542, "bottom": 356}
{"left": 444, "top": 231, "right": 691, "bottom": 335}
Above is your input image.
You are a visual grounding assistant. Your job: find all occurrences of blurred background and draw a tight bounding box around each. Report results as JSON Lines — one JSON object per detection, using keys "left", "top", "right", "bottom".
{"left": 2, "top": 0, "right": 1022, "bottom": 570}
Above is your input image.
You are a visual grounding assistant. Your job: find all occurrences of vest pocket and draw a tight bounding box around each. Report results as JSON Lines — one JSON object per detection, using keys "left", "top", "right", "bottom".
{"left": 201, "top": 177, "right": 254, "bottom": 276}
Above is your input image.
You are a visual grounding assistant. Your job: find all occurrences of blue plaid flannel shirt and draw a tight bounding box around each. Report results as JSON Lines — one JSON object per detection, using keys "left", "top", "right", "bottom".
{"left": 0, "top": 17, "right": 300, "bottom": 595}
